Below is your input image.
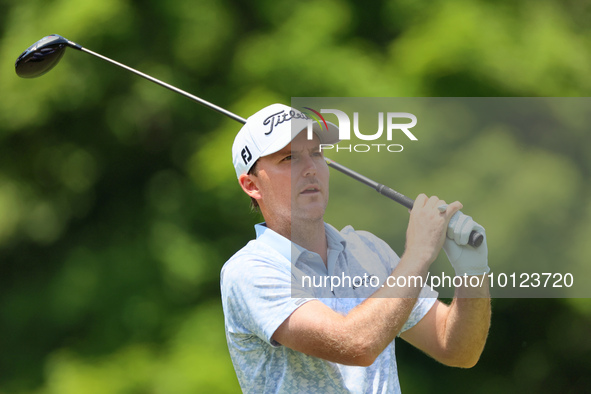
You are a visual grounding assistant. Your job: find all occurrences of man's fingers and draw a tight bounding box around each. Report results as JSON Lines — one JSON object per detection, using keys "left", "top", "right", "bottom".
{"left": 413, "top": 195, "right": 463, "bottom": 222}
{"left": 413, "top": 193, "right": 428, "bottom": 209}
{"left": 426, "top": 195, "right": 441, "bottom": 208}
{"left": 446, "top": 201, "right": 463, "bottom": 218}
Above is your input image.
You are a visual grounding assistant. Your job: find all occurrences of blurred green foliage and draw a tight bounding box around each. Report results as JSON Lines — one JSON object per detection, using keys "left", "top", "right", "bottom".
{"left": 1, "top": 0, "right": 590, "bottom": 392}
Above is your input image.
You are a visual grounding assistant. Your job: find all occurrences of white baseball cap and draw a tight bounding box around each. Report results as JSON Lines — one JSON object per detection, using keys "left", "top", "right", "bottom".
{"left": 232, "top": 103, "right": 340, "bottom": 178}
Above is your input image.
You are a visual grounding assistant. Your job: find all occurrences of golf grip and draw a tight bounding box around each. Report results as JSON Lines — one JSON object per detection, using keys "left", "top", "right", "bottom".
{"left": 325, "top": 158, "right": 484, "bottom": 248}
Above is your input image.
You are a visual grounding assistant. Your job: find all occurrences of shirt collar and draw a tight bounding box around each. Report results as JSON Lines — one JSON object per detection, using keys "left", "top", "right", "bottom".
{"left": 324, "top": 222, "right": 347, "bottom": 254}
{"left": 254, "top": 222, "right": 347, "bottom": 262}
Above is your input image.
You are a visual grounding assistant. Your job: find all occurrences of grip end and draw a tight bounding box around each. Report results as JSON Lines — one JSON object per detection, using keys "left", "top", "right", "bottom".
{"left": 469, "top": 231, "right": 484, "bottom": 247}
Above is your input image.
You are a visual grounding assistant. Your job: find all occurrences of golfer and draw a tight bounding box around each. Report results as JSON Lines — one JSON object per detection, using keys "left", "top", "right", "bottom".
{"left": 221, "top": 104, "right": 491, "bottom": 393}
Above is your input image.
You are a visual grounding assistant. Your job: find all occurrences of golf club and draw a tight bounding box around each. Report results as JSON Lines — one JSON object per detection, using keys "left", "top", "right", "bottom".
{"left": 15, "top": 34, "right": 483, "bottom": 247}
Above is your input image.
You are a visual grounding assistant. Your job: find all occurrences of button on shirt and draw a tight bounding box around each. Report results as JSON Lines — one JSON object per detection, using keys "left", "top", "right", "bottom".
{"left": 221, "top": 222, "right": 437, "bottom": 393}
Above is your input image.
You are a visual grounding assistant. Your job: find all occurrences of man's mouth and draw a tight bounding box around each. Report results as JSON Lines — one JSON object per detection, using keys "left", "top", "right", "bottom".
{"left": 300, "top": 185, "right": 320, "bottom": 194}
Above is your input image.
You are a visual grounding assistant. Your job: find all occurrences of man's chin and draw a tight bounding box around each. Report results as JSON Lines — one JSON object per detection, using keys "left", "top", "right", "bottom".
{"left": 291, "top": 204, "right": 327, "bottom": 223}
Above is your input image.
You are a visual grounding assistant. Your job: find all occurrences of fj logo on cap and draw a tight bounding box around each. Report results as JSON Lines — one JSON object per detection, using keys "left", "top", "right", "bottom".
{"left": 241, "top": 146, "right": 252, "bottom": 165}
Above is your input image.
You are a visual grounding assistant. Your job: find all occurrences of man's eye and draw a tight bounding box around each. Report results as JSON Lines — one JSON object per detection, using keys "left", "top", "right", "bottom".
{"left": 283, "top": 155, "right": 292, "bottom": 161}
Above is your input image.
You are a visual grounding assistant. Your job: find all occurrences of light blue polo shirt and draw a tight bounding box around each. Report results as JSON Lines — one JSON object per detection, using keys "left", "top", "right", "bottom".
{"left": 220, "top": 223, "right": 437, "bottom": 393}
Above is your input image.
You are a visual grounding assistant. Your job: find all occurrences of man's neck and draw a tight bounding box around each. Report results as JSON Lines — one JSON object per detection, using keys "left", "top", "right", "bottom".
{"left": 292, "top": 220, "right": 328, "bottom": 264}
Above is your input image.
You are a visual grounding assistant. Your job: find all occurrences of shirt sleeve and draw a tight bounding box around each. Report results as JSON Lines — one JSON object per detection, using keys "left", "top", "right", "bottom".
{"left": 221, "top": 253, "right": 315, "bottom": 346}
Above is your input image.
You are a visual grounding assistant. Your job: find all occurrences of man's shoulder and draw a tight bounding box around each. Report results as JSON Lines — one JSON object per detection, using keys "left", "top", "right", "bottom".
{"left": 225, "top": 237, "right": 288, "bottom": 262}
{"left": 222, "top": 239, "right": 290, "bottom": 281}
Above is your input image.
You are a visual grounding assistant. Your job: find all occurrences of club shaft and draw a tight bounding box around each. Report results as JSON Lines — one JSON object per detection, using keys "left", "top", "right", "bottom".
{"left": 324, "top": 158, "right": 483, "bottom": 247}
{"left": 78, "top": 47, "right": 247, "bottom": 124}
{"left": 324, "top": 158, "right": 415, "bottom": 209}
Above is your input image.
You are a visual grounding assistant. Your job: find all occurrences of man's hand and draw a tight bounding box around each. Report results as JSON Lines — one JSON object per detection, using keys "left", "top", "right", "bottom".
{"left": 404, "top": 194, "right": 463, "bottom": 266}
{"left": 443, "top": 216, "right": 490, "bottom": 276}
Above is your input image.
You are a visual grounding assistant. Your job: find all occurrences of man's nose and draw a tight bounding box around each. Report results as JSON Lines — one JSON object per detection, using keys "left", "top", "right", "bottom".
{"left": 291, "top": 154, "right": 318, "bottom": 177}
{"left": 301, "top": 154, "right": 317, "bottom": 177}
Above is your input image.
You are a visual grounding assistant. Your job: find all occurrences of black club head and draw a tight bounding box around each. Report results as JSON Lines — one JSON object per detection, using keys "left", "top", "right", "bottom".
{"left": 15, "top": 34, "right": 73, "bottom": 78}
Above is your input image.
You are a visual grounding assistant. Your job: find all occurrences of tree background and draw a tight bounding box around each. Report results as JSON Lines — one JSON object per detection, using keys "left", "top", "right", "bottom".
{"left": 1, "top": 0, "right": 590, "bottom": 392}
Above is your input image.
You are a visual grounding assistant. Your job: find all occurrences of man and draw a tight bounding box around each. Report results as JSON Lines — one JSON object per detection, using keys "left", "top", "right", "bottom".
{"left": 221, "top": 103, "right": 491, "bottom": 393}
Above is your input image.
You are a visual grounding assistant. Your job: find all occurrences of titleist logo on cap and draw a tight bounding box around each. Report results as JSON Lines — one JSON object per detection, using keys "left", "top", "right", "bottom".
{"left": 263, "top": 110, "right": 309, "bottom": 135}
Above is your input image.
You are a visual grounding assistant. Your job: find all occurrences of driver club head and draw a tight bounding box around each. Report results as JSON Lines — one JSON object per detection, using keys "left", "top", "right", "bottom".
{"left": 15, "top": 34, "right": 80, "bottom": 78}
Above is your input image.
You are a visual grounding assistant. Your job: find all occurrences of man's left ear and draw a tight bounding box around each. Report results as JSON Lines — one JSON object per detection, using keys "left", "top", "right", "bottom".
{"left": 238, "top": 173, "right": 262, "bottom": 200}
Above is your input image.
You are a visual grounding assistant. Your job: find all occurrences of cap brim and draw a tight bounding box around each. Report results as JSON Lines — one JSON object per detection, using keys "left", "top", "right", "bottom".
{"left": 312, "top": 120, "right": 340, "bottom": 145}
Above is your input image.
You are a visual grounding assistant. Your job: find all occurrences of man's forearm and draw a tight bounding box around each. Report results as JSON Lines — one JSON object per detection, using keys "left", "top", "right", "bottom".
{"left": 342, "top": 252, "right": 433, "bottom": 364}
{"left": 343, "top": 194, "right": 464, "bottom": 363}
{"left": 442, "top": 275, "right": 491, "bottom": 367}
